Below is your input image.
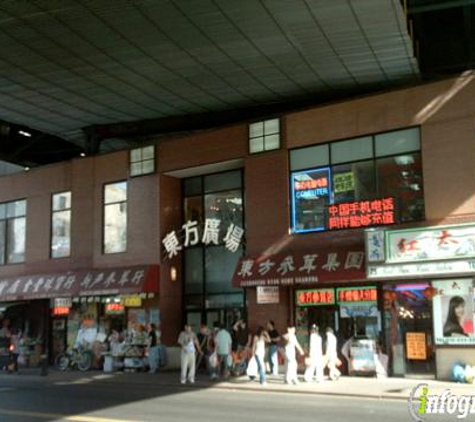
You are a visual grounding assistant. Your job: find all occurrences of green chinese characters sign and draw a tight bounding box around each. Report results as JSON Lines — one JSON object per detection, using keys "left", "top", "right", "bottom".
{"left": 333, "top": 172, "right": 354, "bottom": 193}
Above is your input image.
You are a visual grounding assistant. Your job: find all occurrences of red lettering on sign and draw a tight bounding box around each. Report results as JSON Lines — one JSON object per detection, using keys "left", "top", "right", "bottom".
{"left": 337, "top": 288, "right": 378, "bottom": 303}
{"left": 52, "top": 307, "right": 69, "bottom": 316}
{"left": 327, "top": 198, "right": 396, "bottom": 230}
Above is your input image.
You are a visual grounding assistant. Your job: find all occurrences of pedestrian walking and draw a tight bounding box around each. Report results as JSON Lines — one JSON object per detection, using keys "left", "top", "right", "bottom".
{"left": 267, "top": 320, "right": 280, "bottom": 376}
{"left": 284, "top": 326, "right": 304, "bottom": 385}
{"left": 147, "top": 323, "right": 159, "bottom": 373}
{"left": 304, "top": 324, "right": 324, "bottom": 383}
{"left": 214, "top": 324, "right": 232, "bottom": 379}
{"left": 177, "top": 324, "right": 203, "bottom": 384}
{"left": 252, "top": 326, "right": 270, "bottom": 386}
{"left": 325, "top": 327, "right": 341, "bottom": 381}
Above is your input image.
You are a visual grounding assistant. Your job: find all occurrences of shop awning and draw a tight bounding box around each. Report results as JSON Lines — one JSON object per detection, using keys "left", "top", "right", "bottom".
{"left": 232, "top": 247, "right": 366, "bottom": 288}
{"left": 0, "top": 265, "right": 159, "bottom": 302}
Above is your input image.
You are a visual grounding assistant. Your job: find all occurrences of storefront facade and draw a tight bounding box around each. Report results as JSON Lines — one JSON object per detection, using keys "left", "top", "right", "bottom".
{"left": 0, "top": 76, "right": 474, "bottom": 378}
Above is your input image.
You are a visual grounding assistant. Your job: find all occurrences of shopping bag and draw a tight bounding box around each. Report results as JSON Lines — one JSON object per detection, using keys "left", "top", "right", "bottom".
{"left": 246, "top": 356, "right": 258, "bottom": 378}
{"left": 208, "top": 352, "right": 218, "bottom": 368}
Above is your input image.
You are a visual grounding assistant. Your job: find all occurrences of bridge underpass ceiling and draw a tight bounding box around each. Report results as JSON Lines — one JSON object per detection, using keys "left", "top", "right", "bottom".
{"left": 0, "top": 0, "right": 418, "bottom": 165}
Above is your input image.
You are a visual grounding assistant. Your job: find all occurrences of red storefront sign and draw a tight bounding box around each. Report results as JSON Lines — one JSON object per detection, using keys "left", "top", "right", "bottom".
{"left": 327, "top": 198, "right": 396, "bottom": 230}
{"left": 105, "top": 303, "right": 125, "bottom": 315}
{"left": 232, "top": 247, "right": 366, "bottom": 288}
{"left": 336, "top": 286, "right": 377, "bottom": 304}
{"left": 0, "top": 265, "right": 159, "bottom": 302}
{"left": 296, "top": 289, "right": 335, "bottom": 306}
{"left": 52, "top": 307, "right": 70, "bottom": 316}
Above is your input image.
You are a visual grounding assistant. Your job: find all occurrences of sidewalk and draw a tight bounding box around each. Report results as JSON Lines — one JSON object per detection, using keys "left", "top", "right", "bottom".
{"left": 1, "top": 368, "right": 474, "bottom": 400}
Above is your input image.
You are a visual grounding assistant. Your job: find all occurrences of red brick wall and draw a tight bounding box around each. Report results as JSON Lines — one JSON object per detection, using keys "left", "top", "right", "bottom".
{"left": 158, "top": 174, "right": 183, "bottom": 345}
{"left": 158, "top": 124, "right": 247, "bottom": 172}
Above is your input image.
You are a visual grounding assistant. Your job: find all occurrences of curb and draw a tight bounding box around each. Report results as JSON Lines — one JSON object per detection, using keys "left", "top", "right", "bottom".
{"left": 0, "top": 373, "right": 409, "bottom": 401}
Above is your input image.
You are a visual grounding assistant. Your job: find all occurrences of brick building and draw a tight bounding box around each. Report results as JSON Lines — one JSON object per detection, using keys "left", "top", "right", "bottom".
{"left": 0, "top": 75, "right": 475, "bottom": 379}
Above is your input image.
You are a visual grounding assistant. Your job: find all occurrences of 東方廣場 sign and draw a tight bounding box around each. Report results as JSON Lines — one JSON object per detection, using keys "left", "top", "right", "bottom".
{"left": 233, "top": 247, "right": 366, "bottom": 288}
{"left": 327, "top": 198, "right": 396, "bottom": 231}
{"left": 162, "top": 219, "right": 244, "bottom": 259}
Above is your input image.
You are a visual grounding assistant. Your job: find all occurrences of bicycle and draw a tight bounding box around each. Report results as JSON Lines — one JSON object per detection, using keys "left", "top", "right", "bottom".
{"left": 55, "top": 345, "right": 92, "bottom": 372}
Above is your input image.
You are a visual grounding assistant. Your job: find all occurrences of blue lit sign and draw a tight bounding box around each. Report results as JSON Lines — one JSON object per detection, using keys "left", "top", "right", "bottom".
{"left": 291, "top": 167, "right": 332, "bottom": 233}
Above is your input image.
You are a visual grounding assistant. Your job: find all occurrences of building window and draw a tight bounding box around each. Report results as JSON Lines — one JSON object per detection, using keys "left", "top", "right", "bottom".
{"left": 51, "top": 192, "right": 71, "bottom": 258}
{"left": 249, "top": 118, "right": 280, "bottom": 154}
{"left": 289, "top": 127, "right": 424, "bottom": 233}
{"left": 104, "top": 181, "right": 127, "bottom": 254}
{"left": 182, "top": 170, "right": 244, "bottom": 328}
{"left": 130, "top": 145, "right": 155, "bottom": 177}
{"left": 0, "top": 199, "right": 27, "bottom": 264}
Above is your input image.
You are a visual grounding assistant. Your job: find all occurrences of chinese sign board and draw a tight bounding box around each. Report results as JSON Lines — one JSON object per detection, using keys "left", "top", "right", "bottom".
{"left": 386, "top": 224, "right": 475, "bottom": 263}
{"left": 256, "top": 286, "right": 280, "bottom": 304}
{"left": 296, "top": 288, "right": 335, "bottom": 306}
{"left": 337, "top": 286, "right": 377, "bottom": 305}
{"left": 233, "top": 247, "right": 366, "bottom": 288}
{"left": 52, "top": 307, "right": 70, "bottom": 316}
{"left": 291, "top": 168, "right": 331, "bottom": 233}
{"left": 0, "top": 265, "right": 159, "bottom": 302}
{"left": 122, "top": 295, "right": 142, "bottom": 307}
{"left": 406, "top": 332, "right": 427, "bottom": 360}
{"left": 333, "top": 172, "right": 354, "bottom": 194}
{"left": 162, "top": 219, "right": 244, "bottom": 259}
{"left": 327, "top": 198, "right": 396, "bottom": 230}
{"left": 366, "top": 224, "right": 475, "bottom": 279}
{"left": 432, "top": 279, "right": 475, "bottom": 346}
{"left": 105, "top": 303, "right": 125, "bottom": 315}
{"left": 365, "top": 229, "right": 385, "bottom": 263}
{"left": 53, "top": 297, "right": 72, "bottom": 308}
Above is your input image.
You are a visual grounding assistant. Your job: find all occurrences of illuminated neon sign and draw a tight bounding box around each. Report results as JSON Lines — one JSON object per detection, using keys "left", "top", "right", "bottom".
{"left": 327, "top": 198, "right": 396, "bottom": 230}
{"left": 105, "top": 303, "right": 125, "bottom": 315}
{"left": 296, "top": 288, "right": 335, "bottom": 306}
{"left": 291, "top": 167, "right": 331, "bottom": 233}
{"left": 337, "top": 286, "right": 377, "bottom": 304}
{"left": 52, "top": 306, "right": 70, "bottom": 316}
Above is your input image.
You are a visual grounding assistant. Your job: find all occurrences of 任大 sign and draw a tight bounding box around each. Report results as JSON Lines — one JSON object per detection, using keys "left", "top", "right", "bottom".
{"left": 162, "top": 218, "right": 244, "bottom": 259}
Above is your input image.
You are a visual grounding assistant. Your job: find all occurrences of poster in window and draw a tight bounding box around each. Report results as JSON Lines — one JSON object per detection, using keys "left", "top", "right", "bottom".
{"left": 433, "top": 279, "right": 475, "bottom": 345}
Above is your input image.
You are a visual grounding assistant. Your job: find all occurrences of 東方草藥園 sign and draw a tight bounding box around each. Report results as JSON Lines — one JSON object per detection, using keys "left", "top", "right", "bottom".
{"left": 162, "top": 219, "right": 244, "bottom": 259}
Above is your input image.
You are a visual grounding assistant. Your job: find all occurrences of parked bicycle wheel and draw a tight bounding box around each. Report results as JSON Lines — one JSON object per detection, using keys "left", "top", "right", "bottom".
{"left": 55, "top": 353, "right": 70, "bottom": 371}
{"left": 77, "top": 352, "right": 92, "bottom": 372}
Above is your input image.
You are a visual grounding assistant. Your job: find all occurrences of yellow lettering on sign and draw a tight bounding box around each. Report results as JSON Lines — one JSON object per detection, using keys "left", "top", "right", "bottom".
{"left": 122, "top": 295, "right": 142, "bottom": 307}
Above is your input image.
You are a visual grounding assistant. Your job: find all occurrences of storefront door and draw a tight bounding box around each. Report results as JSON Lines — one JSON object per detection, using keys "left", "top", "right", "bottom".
{"left": 383, "top": 283, "right": 435, "bottom": 377}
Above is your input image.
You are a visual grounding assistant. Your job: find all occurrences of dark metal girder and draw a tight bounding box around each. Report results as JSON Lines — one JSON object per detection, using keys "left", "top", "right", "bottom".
{"left": 409, "top": 0, "right": 475, "bottom": 14}
{"left": 84, "top": 82, "right": 419, "bottom": 142}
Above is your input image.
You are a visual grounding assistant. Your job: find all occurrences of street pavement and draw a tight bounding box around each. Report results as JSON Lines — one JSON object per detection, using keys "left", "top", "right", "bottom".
{"left": 0, "top": 370, "right": 469, "bottom": 421}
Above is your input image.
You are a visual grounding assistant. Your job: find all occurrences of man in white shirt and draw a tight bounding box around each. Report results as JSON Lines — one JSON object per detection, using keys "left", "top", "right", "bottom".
{"left": 214, "top": 324, "right": 232, "bottom": 379}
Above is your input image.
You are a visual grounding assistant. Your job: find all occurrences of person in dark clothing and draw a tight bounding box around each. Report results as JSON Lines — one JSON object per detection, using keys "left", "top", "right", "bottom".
{"left": 148, "top": 323, "right": 159, "bottom": 373}
{"left": 233, "top": 319, "right": 251, "bottom": 351}
{"left": 267, "top": 320, "right": 281, "bottom": 376}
